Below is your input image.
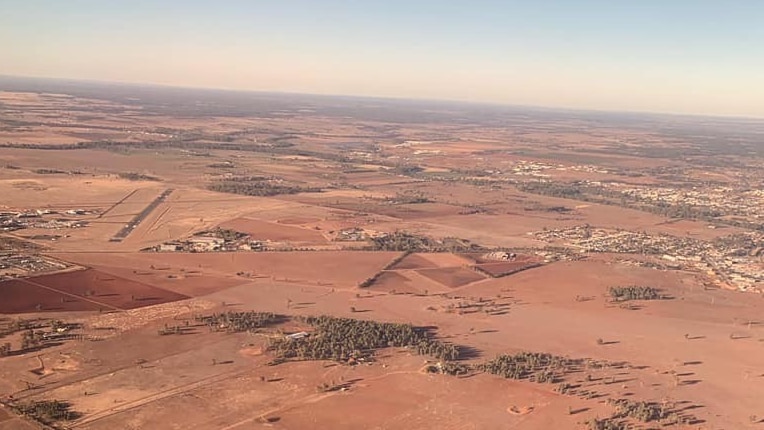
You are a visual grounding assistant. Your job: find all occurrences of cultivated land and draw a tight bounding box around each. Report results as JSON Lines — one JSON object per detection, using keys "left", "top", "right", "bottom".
{"left": 1, "top": 77, "right": 763, "bottom": 429}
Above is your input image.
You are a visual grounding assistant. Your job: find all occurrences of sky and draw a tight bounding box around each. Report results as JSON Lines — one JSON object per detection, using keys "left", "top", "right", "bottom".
{"left": 1, "top": 0, "right": 763, "bottom": 117}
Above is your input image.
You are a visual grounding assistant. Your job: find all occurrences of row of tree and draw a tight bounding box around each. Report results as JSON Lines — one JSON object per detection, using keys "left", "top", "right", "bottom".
{"left": 0, "top": 318, "right": 41, "bottom": 337}
{"left": 195, "top": 311, "right": 284, "bottom": 333}
{"left": 358, "top": 251, "right": 412, "bottom": 287}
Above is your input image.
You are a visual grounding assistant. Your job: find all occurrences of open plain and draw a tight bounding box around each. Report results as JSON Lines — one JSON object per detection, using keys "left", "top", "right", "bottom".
{"left": 1, "top": 78, "right": 763, "bottom": 429}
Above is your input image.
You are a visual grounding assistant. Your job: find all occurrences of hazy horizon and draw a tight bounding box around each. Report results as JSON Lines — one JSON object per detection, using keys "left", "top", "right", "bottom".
{"left": 2, "top": 1, "right": 763, "bottom": 118}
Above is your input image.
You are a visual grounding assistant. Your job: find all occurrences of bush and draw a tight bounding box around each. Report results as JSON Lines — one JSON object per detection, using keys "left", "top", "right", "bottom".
{"left": 609, "top": 286, "right": 662, "bottom": 301}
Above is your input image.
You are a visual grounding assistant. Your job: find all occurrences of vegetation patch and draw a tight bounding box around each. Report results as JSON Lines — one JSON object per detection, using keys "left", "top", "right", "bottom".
{"left": 33, "top": 168, "right": 67, "bottom": 175}
{"left": 118, "top": 172, "right": 161, "bottom": 181}
{"left": 584, "top": 417, "right": 627, "bottom": 430}
{"left": 608, "top": 398, "right": 694, "bottom": 425}
{"left": 195, "top": 227, "right": 248, "bottom": 242}
{"left": 209, "top": 176, "right": 322, "bottom": 197}
{"left": 11, "top": 400, "right": 81, "bottom": 426}
{"left": 608, "top": 286, "right": 663, "bottom": 301}
{"left": 268, "top": 315, "right": 460, "bottom": 363}
{"left": 476, "top": 352, "right": 584, "bottom": 384}
{"left": 368, "top": 231, "right": 484, "bottom": 253}
{"left": 0, "top": 318, "right": 82, "bottom": 355}
{"left": 424, "top": 361, "right": 472, "bottom": 376}
{"left": 386, "top": 190, "right": 432, "bottom": 204}
{"left": 196, "top": 311, "right": 285, "bottom": 333}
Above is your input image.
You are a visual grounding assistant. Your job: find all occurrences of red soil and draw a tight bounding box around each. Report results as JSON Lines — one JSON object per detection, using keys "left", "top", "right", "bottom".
{"left": 367, "top": 271, "right": 424, "bottom": 294}
{"left": 0, "top": 269, "right": 188, "bottom": 313}
{"left": 416, "top": 267, "right": 485, "bottom": 288}
{"left": 388, "top": 254, "right": 439, "bottom": 270}
{"left": 0, "top": 278, "right": 101, "bottom": 313}
{"left": 218, "top": 217, "right": 326, "bottom": 243}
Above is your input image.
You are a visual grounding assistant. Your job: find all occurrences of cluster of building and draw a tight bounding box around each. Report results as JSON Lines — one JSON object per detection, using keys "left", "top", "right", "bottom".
{"left": 148, "top": 233, "right": 264, "bottom": 253}
{"left": 596, "top": 182, "right": 763, "bottom": 222}
{"left": 508, "top": 160, "right": 609, "bottom": 178}
{"left": 0, "top": 209, "right": 93, "bottom": 232}
{"left": 332, "top": 227, "right": 372, "bottom": 242}
{"left": 0, "top": 253, "right": 70, "bottom": 280}
{"left": 509, "top": 160, "right": 555, "bottom": 178}
{"left": 534, "top": 226, "right": 763, "bottom": 292}
{"left": 535, "top": 226, "right": 708, "bottom": 256}
{"left": 483, "top": 251, "right": 517, "bottom": 261}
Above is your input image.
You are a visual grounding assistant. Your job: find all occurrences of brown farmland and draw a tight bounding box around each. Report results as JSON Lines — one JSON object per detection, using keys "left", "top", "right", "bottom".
{"left": 0, "top": 269, "right": 188, "bottom": 314}
{"left": 217, "top": 217, "right": 328, "bottom": 243}
{"left": 416, "top": 266, "right": 486, "bottom": 288}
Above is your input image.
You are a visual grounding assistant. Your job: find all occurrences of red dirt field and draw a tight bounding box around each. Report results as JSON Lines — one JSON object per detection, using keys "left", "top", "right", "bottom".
{"left": 84, "top": 264, "right": 248, "bottom": 297}
{"left": 54, "top": 251, "right": 401, "bottom": 289}
{"left": 415, "top": 252, "right": 473, "bottom": 267}
{"left": 361, "top": 202, "right": 467, "bottom": 220}
{"left": 0, "top": 407, "right": 37, "bottom": 430}
{"left": 0, "top": 269, "right": 188, "bottom": 313}
{"left": 278, "top": 368, "right": 576, "bottom": 430}
{"left": 389, "top": 253, "right": 472, "bottom": 270}
{"left": 44, "top": 252, "right": 252, "bottom": 297}
{"left": 416, "top": 266, "right": 486, "bottom": 288}
{"left": 217, "top": 217, "right": 327, "bottom": 243}
{"left": 0, "top": 278, "right": 102, "bottom": 313}
{"left": 367, "top": 271, "right": 423, "bottom": 294}
{"left": 276, "top": 216, "right": 321, "bottom": 225}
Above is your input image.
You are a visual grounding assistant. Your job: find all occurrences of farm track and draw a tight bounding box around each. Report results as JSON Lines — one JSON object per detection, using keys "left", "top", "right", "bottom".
{"left": 12, "top": 334, "right": 237, "bottom": 402}
{"left": 71, "top": 367, "right": 252, "bottom": 428}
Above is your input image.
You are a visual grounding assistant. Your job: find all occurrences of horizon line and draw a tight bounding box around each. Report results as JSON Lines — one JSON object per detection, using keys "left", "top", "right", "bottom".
{"left": 1, "top": 73, "right": 763, "bottom": 122}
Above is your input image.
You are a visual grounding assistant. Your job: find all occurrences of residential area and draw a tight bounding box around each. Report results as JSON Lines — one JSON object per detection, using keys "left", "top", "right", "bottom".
{"left": 534, "top": 226, "right": 764, "bottom": 291}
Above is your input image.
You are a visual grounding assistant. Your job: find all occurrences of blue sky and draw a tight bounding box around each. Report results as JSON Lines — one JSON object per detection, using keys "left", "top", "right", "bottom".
{"left": 1, "top": 1, "right": 763, "bottom": 116}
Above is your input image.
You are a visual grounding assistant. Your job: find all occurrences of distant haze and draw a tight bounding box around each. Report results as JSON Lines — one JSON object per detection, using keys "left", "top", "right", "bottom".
{"left": 1, "top": 1, "right": 763, "bottom": 117}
